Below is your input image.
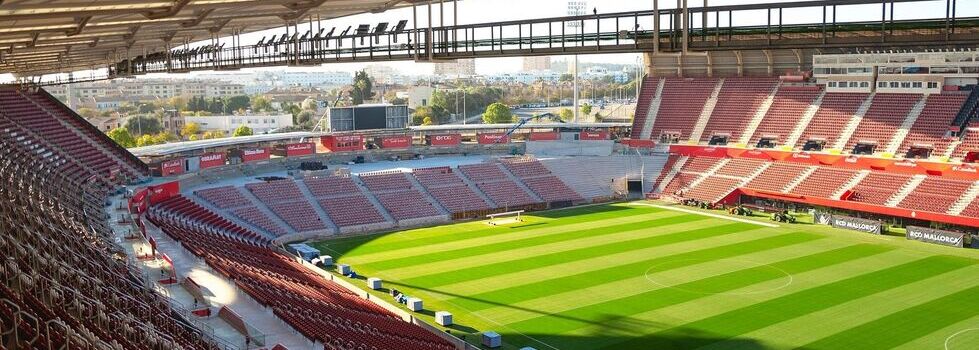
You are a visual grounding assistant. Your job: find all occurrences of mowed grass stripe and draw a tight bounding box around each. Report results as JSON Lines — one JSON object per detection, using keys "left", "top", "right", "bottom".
{"left": 439, "top": 227, "right": 796, "bottom": 296}
{"left": 702, "top": 265, "right": 979, "bottom": 350}
{"left": 325, "top": 205, "right": 660, "bottom": 256}
{"left": 347, "top": 211, "right": 689, "bottom": 264}
{"left": 598, "top": 255, "right": 974, "bottom": 350}
{"left": 401, "top": 222, "right": 754, "bottom": 287}
{"left": 506, "top": 243, "right": 892, "bottom": 339}
{"left": 380, "top": 217, "right": 724, "bottom": 280}
{"left": 448, "top": 232, "right": 824, "bottom": 312}
{"left": 360, "top": 215, "right": 708, "bottom": 270}
{"left": 799, "top": 285, "right": 979, "bottom": 350}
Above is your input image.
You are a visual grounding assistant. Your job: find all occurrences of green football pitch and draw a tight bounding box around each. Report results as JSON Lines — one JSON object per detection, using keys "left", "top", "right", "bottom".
{"left": 310, "top": 202, "right": 979, "bottom": 350}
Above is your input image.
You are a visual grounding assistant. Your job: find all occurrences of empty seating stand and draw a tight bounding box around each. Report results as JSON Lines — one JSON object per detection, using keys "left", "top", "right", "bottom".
{"left": 748, "top": 86, "right": 822, "bottom": 147}
{"left": 196, "top": 186, "right": 252, "bottom": 209}
{"left": 246, "top": 180, "right": 325, "bottom": 232}
{"left": 897, "top": 177, "right": 973, "bottom": 214}
{"left": 413, "top": 167, "right": 492, "bottom": 214}
{"left": 630, "top": 76, "right": 660, "bottom": 139}
{"left": 847, "top": 173, "right": 912, "bottom": 205}
{"left": 460, "top": 163, "right": 541, "bottom": 207}
{"left": 375, "top": 190, "right": 441, "bottom": 220}
{"left": 743, "top": 162, "right": 809, "bottom": 193}
{"left": 843, "top": 93, "right": 922, "bottom": 152}
{"left": 502, "top": 159, "right": 583, "bottom": 203}
{"left": 795, "top": 93, "right": 869, "bottom": 150}
{"left": 304, "top": 176, "right": 362, "bottom": 197}
{"left": 700, "top": 78, "right": 779, "bottom": 143}
{"left": 897, "top": 93, "right": 969, "bottom": 157}
{"left": 788, "top": 167, "right": 859, "bottom": 199}
{"left": 647, "top": 78, "right": 718, "bottom": 142}
{"left": 318, "top": 195, "right": 387, "bottom": 227}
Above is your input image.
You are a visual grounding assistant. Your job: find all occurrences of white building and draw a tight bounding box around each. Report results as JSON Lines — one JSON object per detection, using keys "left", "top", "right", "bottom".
{"left": 813, "top": 51, "right": 979, "bottom": 94}
{"left": 275, "top": 71, "right": 353, "bottom": 88}
{"left": 184, "top": 114, "right": 293, "bottom": 134}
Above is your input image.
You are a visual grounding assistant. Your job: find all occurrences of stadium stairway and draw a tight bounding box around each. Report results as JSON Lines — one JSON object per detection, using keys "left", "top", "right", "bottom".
{"left": 653, "top": 156, "right": 689, "bottom": 194}
{"left": 737, "top": 82, "right": 782, "bottom": 145}
{"left": 452, "top": 168, "right": 497, "bottom": 207}
{"left": 237, "top": 184, "right": 296, "bottom": 235}
{"left": 494, "top": 163, "right": 545, "bottom": 203}
{"left": 884, "top": 174, "right": 927, "bottom": 207}
{"left": 950, "top": 181, "right": 979, "bottom": 215}
{"left": 638, "top": 77, "right": 666, "bottom": 140}
{"left": 832, "top": 170, "right": 872, "bottom": 200}
{"left": 781, "top": 166, "right": 819, "bottom": 193}
{"left": 351, "top": 175, "right": 398, "bottom": 223}
{"left": 295, "top": 180, "right": 341, "bottom": 233}
{"left": 883, "top": 96, "right": 929, "bottom": 155}
{"left": 405, "top": 173, "right": 452, "bottom": 216}
{"left": 829, "top": 92, "right": 876, "bottom": 151}
{"left": 688, "top": 79, "right": 726, "bottom": 142}
{"left": 189, "top": 191, "right": 281, "bottom": 240}
{"left": 783, "top": 89, "right": 828, "bottom": 147}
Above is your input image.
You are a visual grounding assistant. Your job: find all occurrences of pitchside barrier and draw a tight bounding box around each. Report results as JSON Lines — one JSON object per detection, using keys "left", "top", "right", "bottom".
{"left": 906, "top": 226, "right": 968, "bottom": 248}
{"left": 815, "top": 212, "right": 883, "bottom": 235}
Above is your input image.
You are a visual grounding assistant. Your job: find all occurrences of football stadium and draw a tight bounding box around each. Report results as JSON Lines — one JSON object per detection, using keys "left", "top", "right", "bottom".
{"left": 3, "top": 0, "right": 979, "bottom": 349}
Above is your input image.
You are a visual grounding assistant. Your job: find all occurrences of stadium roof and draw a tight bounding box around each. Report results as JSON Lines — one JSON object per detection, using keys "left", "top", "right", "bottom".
{"left": 0, "top": 0, "right": 438, "bottom": 77}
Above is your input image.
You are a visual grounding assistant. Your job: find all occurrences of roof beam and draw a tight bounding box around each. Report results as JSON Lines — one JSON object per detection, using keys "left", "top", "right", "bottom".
{"left": 66, "top": 16, "right": 93, "bottom": 37}
{"left": 145, "top": 0, "right": 193, "bottom": 20}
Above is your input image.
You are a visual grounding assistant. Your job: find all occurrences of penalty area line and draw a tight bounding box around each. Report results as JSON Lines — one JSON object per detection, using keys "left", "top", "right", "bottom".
{"left": 627, "top": 202, "right": 780, "bottom": 228}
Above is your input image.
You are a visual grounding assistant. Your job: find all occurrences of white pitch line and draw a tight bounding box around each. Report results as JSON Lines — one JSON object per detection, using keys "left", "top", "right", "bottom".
{"left": 945, "top": 328, "right": 979, "bottom": 350}
{"left": 627, "top": 202, "right": 780, "bottom": 228}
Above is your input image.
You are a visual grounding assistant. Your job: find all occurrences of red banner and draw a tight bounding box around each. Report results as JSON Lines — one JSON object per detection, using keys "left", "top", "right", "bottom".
{"left": 529, "top": 131, "right": 560, "bottom": 141}
{"left": 321, "top": 135, "right": 365, "bottom": 152}
{"left": 428, "top": 134, "right": 462, "bottom": 146}
{"left": 478, "top": 133, "right": 510, "bottom": 144}
{"left": 622, "top": 138, "right": 656, "bottom": 148}
{"left": 579, "top": 130, "right": 609, "bottom": 141}
{"left": 160, "top": 159, "right": 184, "bottom": 176}
{"left": 147, "top": 181, "right": 180, "bottom": 205}
{"left": 241, "top": 148, "right": 270, "bottom": 163}
{"left": 286, "top": 142, "right": 315, "bottom": 156}
{"left": 199, "top": 152, "right": 226, "bottom": 169}
{"left": 130, "top": 188, "right": 149, "bottom": 214}
{"left": 381, "top": 135, "right": 412, "bottom": 149}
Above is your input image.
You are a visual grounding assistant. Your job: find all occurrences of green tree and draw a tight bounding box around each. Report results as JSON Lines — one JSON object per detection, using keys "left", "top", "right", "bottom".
{"left": 106, "top": 127, "right": 136, "bottom": 148}
{"left": 116, "top": 103, "right": 137, "bottom": 115}
{"left": 137, "top": 103, "right": 157, "bottom": 114}
{"left": 250, "top": 95, "right": 272, "bottom": 112}
{"left": 207, "top": 98, "right": 225, "bottom": 114}
{"left": 181, "top": 122, "right": 201, "bottom": 138}
{"left": 350, "top": 70, "right": 375, "bottom": 105}
{"left": 558, "top": 108, "right": 574, "bottom": 122}
{"left": 135, "top": 134, "right": 158, "bottom": 147}
{"left": 301, "top": 98, "right": 320, "bottom": 111}
{"left": 559, "top": 73, "right": 574, "bottom": 82}
{"left": 581, "top": 103, "right": 592, "bottom": 116}
{"left": 411, "top": 105, "right": 448, "bottom": 126}
{"left": 482, "top": 102, "right": 514, "bottom": 124}
{"left": 297, "top": 110, "right": 316, "bottom": 126}
{"left": 124, "top": 115, "right": 162, "bottom": 136}
{"left": 422, "top": 116, "right": 433, "bottom": 125}
{"left": 202, "top": 130, "right": 225, "bottom": 139}
{"left": 232, "top": 125, "right": 253, "bottom": 137}
{"left": 224, "top": 95, "right": 250, "bottom": 114}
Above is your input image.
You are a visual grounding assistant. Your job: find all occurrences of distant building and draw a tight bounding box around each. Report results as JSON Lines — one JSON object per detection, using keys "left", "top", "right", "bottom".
{"left": 184, "top": 114, "right": 293, "bottom": 134}
{"left": 523, "top": 57, "right": 552, "bottom": 72}
{"left": 433, "top": 59, "right": 476, "bottom": 77}
{"left": 407, "top": 86, "right": 434, "bottom": 109}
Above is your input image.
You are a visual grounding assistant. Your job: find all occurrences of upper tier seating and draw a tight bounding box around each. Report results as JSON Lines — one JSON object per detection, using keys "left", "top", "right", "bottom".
{"left": 790, "top": 167, "right": 859, "bottom": 199}
{"left": 795, "top": 93, "right": 869, "bottom": 149}
{"left": 952, "top": 127, "right": 979, "bottom": 161}
{"left": 318, "top": 195, "right": 387, "bottom": 227}
{"left": 647, "top": 78, "right": 718, "bottom": 141}
{"left": 896, "top": 93, "right": 969, "bottom": 157}
{"left": 195, "top": 186, "right": 252, "bottom": 209}
{"left": 630, "top": 76, "right": 659, "bottom": 139}
{"left": 375, "top": 190, "right": 442, "bottom": 220}
{"left": 843, "top": 93, "right": 922, "bottom": 151}
{"left": 304, "top": 176, "right": 361, "bottom": 197}
{"left": 897, "top": 177, "right": 974, "bottom": 214}
{"left": 743, "top": 162, "right": 810, "bottom": 193}
{"left": 148, "top": 198, "right": 454, "bottom": 350}
{"left": 360, "top": 172, "right": 414, "bottom": 192}
{"left": 748, "top": 86, "right": 823, "bottom": 147}
{"left": 847, "top": 173, "right": 912, "bottom": 205}
{"left": 700, "top": 78, "right": 779, "bottom": 143}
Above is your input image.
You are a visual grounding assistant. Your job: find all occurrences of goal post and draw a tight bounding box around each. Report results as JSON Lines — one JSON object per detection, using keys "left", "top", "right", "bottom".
{"left": 486, "top": 210, "right": 525, "bottom": 225}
